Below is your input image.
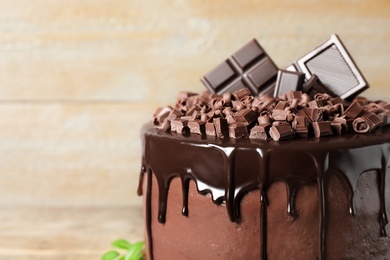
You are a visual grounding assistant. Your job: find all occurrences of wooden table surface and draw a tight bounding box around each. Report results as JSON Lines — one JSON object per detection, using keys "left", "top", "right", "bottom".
{"left": 0, "top": 0, "right": 389, "bottom": 259}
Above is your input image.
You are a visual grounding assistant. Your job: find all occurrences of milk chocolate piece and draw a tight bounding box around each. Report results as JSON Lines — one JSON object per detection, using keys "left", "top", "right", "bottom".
{"left": 378, "top": 111, "right": 390, "bottom": 126}
{"left": 171, "top": 119, "right": 189, "bottom": 133}
{"left": 234, "top": 108, "right": 258, "bottom": 125}
{"left": 274, "top": 101, "right": 288, "bottom": 110}
{"left": 272, "top": 109, "right": 290, "bottom": 121}
{"left": 273, "top": 70, "right": 305, "bottom": 97}
{"left": 205, "top": 122, "right": 216, "bottom": 136}
{"left": 229, "top": 123, "right": 249, "bottom": 139}
{"left": 292, "top": 116, "right": 309, "bottom": 137}
{"left": 233, "top": 88, "right": 251, "bottom": 100}
{"left": 331, "top": 122, "right": 343, "bottom": 135}
{"left": 294, "top": 34, "right": 369, "bottom": 100}
{"left": 286, "top": 91, "right": 303, "bottom": 101}
{"left": 361, "top": 112, "right": 383, "bottom": 131}
{"left": 201, "top": 39, "right": 278, "bottom": 96}
{"left": 188, "top": 120, "right": 206, "bottom": 135}
{"left": 269, "top": 124, "right": 295, "bottom": 141}
{"left": 213, "top": 118, "right": 229, "bottom": 138}
{"left": 249, "top": 125, "right": 269, "bottom": 140}
{"left": 344, "top": 100, "right": 365, "bottom": 119}
{"left": 313, "top": 121, "right": 333, "bottom": 138}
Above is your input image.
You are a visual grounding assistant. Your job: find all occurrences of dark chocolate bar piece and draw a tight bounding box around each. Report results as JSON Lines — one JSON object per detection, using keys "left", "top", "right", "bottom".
{"left": 273, "top": 69, "right": 305, "bottom": 97}
{"left": 292, "top": 34, "right": 369, "bottom": 100}
{"left": 201, "top": 39, "right": 278, "bottom": 96}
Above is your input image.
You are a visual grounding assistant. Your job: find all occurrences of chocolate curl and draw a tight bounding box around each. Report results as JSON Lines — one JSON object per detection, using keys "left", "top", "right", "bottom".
{"left": 353, "top": 117, "right": 370, "bottom": 133}
{"left": 258, "top": 114, "right": 272, "bottom": 125}
{"left": 153, "top": 106, "right": 172, "bottom": 125}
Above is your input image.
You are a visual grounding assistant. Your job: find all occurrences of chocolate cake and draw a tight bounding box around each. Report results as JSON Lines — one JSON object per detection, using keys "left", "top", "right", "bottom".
{"left": 138, "top": 35, "right": 390, "bottom": 259}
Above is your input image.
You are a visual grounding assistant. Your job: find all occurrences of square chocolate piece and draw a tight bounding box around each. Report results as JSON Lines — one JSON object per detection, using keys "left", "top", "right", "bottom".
{"left": 293, "top": 34, "right": 369, "bottom": 100}
{"left": 201, "top": 39, "right": 278, "bottom": 96}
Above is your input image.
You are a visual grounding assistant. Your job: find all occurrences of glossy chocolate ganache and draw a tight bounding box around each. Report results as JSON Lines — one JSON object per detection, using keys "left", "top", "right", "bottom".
{"left": 138, "top": 90, "right": 390, "bottom": 260}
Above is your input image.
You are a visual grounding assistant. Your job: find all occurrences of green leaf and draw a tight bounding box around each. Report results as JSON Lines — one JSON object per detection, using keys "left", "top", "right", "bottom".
{"left": 112, "top": 239, "right": 132, "bottom": 250}
{"left": 125, "top": 242, "right": 144, "bottom": 260}
{"left": 117, "top": 257, "right": 125, "bottom": 260}
{"left": 101, "top": 250, "right": 120, "bottom": 260}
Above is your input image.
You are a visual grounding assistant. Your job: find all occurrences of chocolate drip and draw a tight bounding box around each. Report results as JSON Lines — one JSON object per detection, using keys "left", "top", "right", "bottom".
{"left": 139, "top": 123, "right": 390, "bottom": 260}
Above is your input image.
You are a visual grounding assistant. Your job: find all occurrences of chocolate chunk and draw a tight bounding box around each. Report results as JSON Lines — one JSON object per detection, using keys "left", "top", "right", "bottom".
{"left": 213, "top": 118, "right": 229, "bottom": 138}
{"left": 378, "top": 111, "right": 390, "bottom": 126}
{"left": 171, "top": 119, "right": 189, "bottom": 133}
{"left": 167, "top": 109, "right": 182, "bottom": 121}
{"left": 286, "top": 91, "right": 303, "bottom": 101}
{"left": 328, "top": 97, "right": 344, "bottom": 106}
{"left": 293, "top": 34, "right": 369, "bottom": 100}
{"left": 272, "top": 109, "right": 290, "bottom": 121}
{"left": 273, "top": 69, "right": 305, "bottom": 97}
{"left": 274, "top": 100, "right": 288, "bottom": 110}
{"left": 308, "top": 99, "right": 328, "bottom": 108}
{"left": 233, "top": 88, "right": 251, "bottom": 100}
{"left": 226, "top": 114, "right": 236, "bottom": 125}
{"left": 331, "top": 122, "right": 343, "bottom": 135}
{"left": 344, "top": 100, "right": 365, "bottom": 119}
{"left": 188, "top": 120, "right": 206, "bottom": 135}
{"left": 313, "top": 122, "right": 333, "bottom": 138}
{"left": 201, "top": 39, "right": 278, "bottom": 96}
{"left": 302, "top": 74, "right": 336, "bottom": 99}
{"left": 229, "top": 123, "right": 249, "bottom": 139}
{"left": 304, "top": 108, "right": 323, "bottom": 122}
{"left": 234, "top": 108, "right": 258, "bottom": 125}
{"left": 292, "top": 116, "right": 309, "bottom": 137}
{"left": 249, "top": 125, "right": 269, "bottom": 140}
{"left": 205, "top": 122, "right": 216, "bottom": 136}
{"left": 361, "top": 112, "right": 383, "bottom": 131}
{"left": 257, "top": 115, "right": 272, "bottom": 125}
{"left": 269, "top": 124, "right": 295, "bottom": 141}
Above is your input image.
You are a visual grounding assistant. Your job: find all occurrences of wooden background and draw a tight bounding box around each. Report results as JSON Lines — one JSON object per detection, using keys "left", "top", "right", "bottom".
{"left": 0, "top": 0, "right": 389, "bottom": 259}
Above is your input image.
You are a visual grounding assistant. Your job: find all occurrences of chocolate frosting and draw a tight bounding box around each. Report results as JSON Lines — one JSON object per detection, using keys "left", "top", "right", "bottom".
{"left": 138, "top": 123, "right": 390, "bottom": 260}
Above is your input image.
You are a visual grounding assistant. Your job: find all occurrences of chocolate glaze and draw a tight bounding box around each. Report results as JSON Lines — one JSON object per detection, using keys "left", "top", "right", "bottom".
{"left": 138, "top": 123, "right": 390, "bottom": 260}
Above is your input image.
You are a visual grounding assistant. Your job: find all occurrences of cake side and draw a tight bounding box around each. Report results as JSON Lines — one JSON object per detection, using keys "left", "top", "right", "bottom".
{"left": 139, "top": 125, "right": 390, "bottom": 259}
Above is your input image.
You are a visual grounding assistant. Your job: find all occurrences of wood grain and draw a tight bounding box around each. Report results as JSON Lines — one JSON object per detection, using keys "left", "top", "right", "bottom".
{"left": 0, "top": 0, "right": 388, "bottom": 258}
{"left": 0, "top": 206, "right": 143, "bottom": 259}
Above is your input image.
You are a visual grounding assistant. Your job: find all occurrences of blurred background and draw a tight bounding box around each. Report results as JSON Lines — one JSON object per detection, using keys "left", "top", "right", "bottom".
{"left": 0, "top": 0, "right": 388, "bottom": 259}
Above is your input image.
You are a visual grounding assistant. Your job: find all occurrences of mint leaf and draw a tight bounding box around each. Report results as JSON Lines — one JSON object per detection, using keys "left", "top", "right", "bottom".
{"left": 101, "top": 250, "right": 120, "bottom": 260}
{"left": 112, "top": 239, "right": 132, "bottom": 250}
{"left": 125, "top": 242, "right": 144, "bottom": 260}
